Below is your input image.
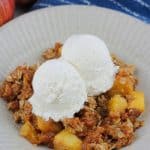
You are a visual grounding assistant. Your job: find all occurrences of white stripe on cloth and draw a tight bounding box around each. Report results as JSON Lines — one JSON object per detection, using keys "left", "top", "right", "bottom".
{"left": 108, "top": 0, "right": 148, "bottom": 21}
{"left": 133, "top": 0, "right": 150, "bottom": 9}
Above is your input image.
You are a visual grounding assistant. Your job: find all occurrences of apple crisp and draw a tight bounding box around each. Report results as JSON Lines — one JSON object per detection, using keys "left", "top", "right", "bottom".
{"left": 0, "top": 43, "right": 144, "bottom": 150}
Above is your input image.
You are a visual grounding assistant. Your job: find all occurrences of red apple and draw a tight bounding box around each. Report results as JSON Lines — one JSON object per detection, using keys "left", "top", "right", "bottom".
{"left": 0, "top": 0, "right": 15, "bottom": 26}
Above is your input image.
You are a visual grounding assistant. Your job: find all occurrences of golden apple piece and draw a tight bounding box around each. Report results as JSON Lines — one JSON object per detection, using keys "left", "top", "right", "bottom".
{"left": 54, "top": 129, "right": 82, "bottom": 150}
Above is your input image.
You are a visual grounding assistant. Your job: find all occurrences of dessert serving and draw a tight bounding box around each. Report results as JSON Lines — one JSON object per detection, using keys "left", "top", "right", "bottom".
{"left": 0, "top": 34, "right": 145, "bottom": 150}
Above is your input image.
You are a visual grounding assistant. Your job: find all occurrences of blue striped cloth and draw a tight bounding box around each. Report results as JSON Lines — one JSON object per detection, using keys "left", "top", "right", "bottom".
{"left": 32, "top": 0, "right": 150, "bottom": 23}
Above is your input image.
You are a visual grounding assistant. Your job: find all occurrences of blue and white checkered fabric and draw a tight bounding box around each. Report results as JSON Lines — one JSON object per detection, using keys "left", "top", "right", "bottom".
{"left": 32, "top": 0, "right": 150, "bottom": 23}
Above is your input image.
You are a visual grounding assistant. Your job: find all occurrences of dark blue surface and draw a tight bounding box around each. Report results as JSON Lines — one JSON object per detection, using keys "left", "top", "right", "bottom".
{"left": 32, "top": 0, "right": 150, "bottom": 23}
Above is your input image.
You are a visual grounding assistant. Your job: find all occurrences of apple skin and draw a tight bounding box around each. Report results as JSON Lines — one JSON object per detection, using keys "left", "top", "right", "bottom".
{"left": 0, "top": 0, "right": 15, "bottom": 26}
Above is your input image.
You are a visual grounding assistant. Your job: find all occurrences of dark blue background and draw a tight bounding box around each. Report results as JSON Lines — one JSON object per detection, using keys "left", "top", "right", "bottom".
{"left": 32, "top": 0, "right": 150, "bottom": 23}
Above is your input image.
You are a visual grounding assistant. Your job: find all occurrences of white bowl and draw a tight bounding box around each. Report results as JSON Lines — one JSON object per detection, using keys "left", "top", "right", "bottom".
{"left": 0, "top": 6, "right": 150, "bottom": 150}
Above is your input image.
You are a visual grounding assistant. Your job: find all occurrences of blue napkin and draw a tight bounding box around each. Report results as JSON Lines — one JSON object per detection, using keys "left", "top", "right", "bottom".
{"left": 32, "top": 0, "right": 150, "bottom": 23}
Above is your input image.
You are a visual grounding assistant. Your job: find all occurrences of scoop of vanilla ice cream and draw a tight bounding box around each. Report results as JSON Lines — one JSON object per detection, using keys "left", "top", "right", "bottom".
{"left": 29, "top": 59, "right": 87, "bottom": 121}
{"left": 61, "top": 34, "right": 118, "bottom": 96}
